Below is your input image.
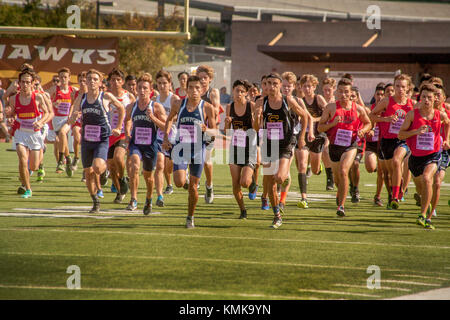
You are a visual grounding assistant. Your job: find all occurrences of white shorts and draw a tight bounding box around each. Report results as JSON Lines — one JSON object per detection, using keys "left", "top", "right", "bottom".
{"left": 262, "top": 159, "right": 280, "bottom": 176}
{"left": 52, "top": 116, "right": 68, "bottom": 133}
{"left": 14, "top": 129, "right": 43, "bottom": 150}
{"left": 46, "top": 129, "right": 56, "bottom": 142}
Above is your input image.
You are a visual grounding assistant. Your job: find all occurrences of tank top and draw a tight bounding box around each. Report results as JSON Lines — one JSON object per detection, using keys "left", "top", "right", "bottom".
{"left": 110, "top": 90, "right": 131, "bottom": 134}
{"left": 379, "top": 96, "right": 413, "bottom": 140}
{"left": 156, "top": 92, "right": 177, "bottom": 142}
{"left": 81, "top": 92, "right": 111, "bottom": 142}
{"left": 130, "top": 100, "right": 158, "bottom": 148}
{"left": 156, "top": 92, "right": 173, "bottom": 115}
{"left": 175, "top": 87, "right": 186, "bottom": 99}
{"left": 15, "top": 92, "right": 41, "bottom": 132}
{"left": 53, "top": 85, "right": 74, "bottom": 117}
{"left": 327, "top": 101, "right": 360, "bottom": 147}
{"left": 262, "top": 95, "right": 295, "bottom": 150}
{"left": 176, "top": 98, "right": 205, "bottom": 146}
{"left": 230, "top": 101, "right": 254, "bottom": 157}
{"left": 201, "top": 87, "right": 223, "bottom": 125}
{"left": 304, "top": 95, "right": 323, "bottom": 135}
{"left": 439, "top": 104, "right": 450, "bottom": 143}
{"left": 366, "top": 103, "right": 380, "bottom": 142}
{"left": 406, "top": 108, "right": 441, "bottom": 157}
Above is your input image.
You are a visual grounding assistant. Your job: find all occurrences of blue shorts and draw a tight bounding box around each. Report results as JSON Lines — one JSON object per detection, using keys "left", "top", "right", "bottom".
{"left": 81, "top": 139, "right": 109, "bottom": 168}
{"left": 172, "top": 143, "right": 205, "bottom": 178}
{"left": 156, "top": 139, "right": 171, "bottom": 158}
{"left": 129, "top": 142, "right": 157, "bottom": 172}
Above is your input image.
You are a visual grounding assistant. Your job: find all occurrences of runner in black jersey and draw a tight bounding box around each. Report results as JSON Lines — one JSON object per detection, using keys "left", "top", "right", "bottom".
{"left": 254, "top": 73, "right": 308, "bottom": 229}
{"left": 224, "top": 80, "right": 257, "bottom": 220}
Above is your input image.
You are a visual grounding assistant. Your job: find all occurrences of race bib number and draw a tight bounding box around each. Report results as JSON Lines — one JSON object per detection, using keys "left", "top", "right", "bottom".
{"left": 179, "top": 124, "right": 198, "bottom": 143}
{"left": 135, "top": 127, "right": 152, "bottom": 145}
{"left": 84, "top": 125, "right": 101, "bottom": 142}
{"left": 267, "top": 122, "right": 284, "bottom": 140}
{"left": 20, "top": 119, "right": 36, "bottom": 132}
{"left": 58, "top": 102, "right": 71, "bottom": 116}
{"left": 389, "top": 118, "right": 405, "bottom": 135}
{"left": 372, "top": 126, "right": 379, "bottom": 142}
{"left": 334, "top": 128, "right": 353, "bottom": 147}
{"left": 232, "top": 129, "right": 246, "bottom": 147}
{"left": 416, "top": 132, "right": 434, "bottom": 151}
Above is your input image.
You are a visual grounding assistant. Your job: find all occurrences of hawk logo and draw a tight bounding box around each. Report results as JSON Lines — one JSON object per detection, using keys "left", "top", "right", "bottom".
{"left": 268, "top": 115, "right": 279, "bottom": 122}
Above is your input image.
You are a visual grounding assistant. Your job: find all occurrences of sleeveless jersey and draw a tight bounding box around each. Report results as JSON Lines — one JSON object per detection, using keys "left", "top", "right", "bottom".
{"left": 327, "top": 101, "right": 359, "bottom": 147}
{"left": 262, "top": 95, "right": 296, "bottom": 150}
{"left": 15, "top": 92, "right": 41, "bottom": 132}
{"left": 81, "top": 92, "right": 111, "bottom": 142}
{"left": 130, "top": 100, "right": 158, "bottom": 148}
{"left": 230, "top": 102, "right": 254, "bottom": 161}
{"left": 379, "top": 96, "right": 414, "bottom": 140}
{"left": 176, "top": 98, "right": 205, "bottom": 147}
{"left": 175, "top": 87, "right": 186, "bottom": 99}
{"left": 366, "top": 103, "right": 380, "bottom": 142}
{"left": 53, "top": 86, "right": 74, "bottom": 117}
{"left": 304, "top": 95, "right": 323, "bottom": 134}
{"left": 201, "top": 87, "right": 224, "bottom": 124}
{"left": 406, "top": 108, "right": 441, "bottom": 157}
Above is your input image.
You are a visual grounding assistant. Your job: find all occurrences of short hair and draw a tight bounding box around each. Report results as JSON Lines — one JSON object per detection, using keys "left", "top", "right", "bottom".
{"left": 125, "top": 75, "right": 136, "bottom": 82}
{"left": 260, "top": 74, "right": 268, "bottom": 82}
{"left": 78, "top": 71, "right": 87, "bottom": 79}
{"left": 86, "top": 69, "right": 104, "bottom": 81}
{"left": 281, "top": 71, "right": 297, "bottom": 84}
{"left": 137, "top": 73, "right": 153, "bottom": 85}
{"left": 322, "top": 77, "right": 336, "bottom": 88}
{"left": 337, "top": 78, "right": 352, "bottom": 87}
{"left": 394, "top": 74, "right": 412, "bottom": 86}
{"left": 58, "top": 67, "right": 71, "bottom": 75}
{"left": 187, "top": 75, "right": 201, "bottom": 87}
{"left": 266, "top": 72, "right": 282, "bottom": 82}
{"left": 419, "top": 83, "right": 438, "bottom": 97}
{"left": 18, "top": 69, "right": 35, "bottom": 82}
{"left": 384, "top": 83, "right": 393, "bottom": 90}
{"left": 342, "top": 73, "right": 353, "bottom": 81}
{"left": 375, "top": 84, "right": 385, "bottom": 92}
{"left": 177, "top": 71, "right": 189, "bottom": 79}
{"left": 34, "top": 74, "right": 41, "bottom": 83}
{"left": 299, "top": 74, "right": 319, "bottom": 87}
{"left": 156, "top": 70, "right": 172, "bottom": 83}
{"left": 419, "top": 73, "right": 432, "bottom": 84}
{"left": 251, "top": 82, "right": 260, "bottom": 91}
{"left": 108, "top": 68, "right": 125, "bottom": 81}
{"left": 20, "top": 63, "right": 34, "bottom": 72}
{"left": 232, "top": 79, "right": 251, "bottom": 91}
{"left": 429, "top": 76, "right": 443, "bottom": 86}
{"left": 196, "top": 65, "right": 214, "bottom": 79}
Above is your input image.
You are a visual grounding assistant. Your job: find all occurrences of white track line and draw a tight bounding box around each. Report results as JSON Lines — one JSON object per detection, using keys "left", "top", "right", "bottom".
{"left": 0, "top": 251, "right": 441, "bottom": 276}
{"left": 1, "top": 226, "right": 449, "bottom": 250}
{"left": 297, "top": 289, "right": 380, "bottom": 298}
{"left": 0, "top": 284, "right": 309, "bottom": 300}
{"left": 334, "top": 284, "right": 411, "bottom": 292}
{"left": 382, "top": 280, "right": 441, "bottom": 286}
{"left": 392, "top": 274, "right": 450, "bottom": 281}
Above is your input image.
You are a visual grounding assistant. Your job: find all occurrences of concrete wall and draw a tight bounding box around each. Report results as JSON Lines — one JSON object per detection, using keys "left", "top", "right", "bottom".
{"left": 231, "top": 21, "right": 450, "bottom": 91}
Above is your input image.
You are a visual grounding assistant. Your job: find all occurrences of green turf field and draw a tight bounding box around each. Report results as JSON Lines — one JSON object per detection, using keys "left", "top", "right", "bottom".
{"left": 0, "top": 142, "right": 449, "bottom": 300}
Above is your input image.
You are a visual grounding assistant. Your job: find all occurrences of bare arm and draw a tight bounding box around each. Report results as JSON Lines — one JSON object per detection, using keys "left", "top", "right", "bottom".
{"left": 149, "top": 102, "right": 167, "bottom": 130}
{"left": 356, "top": 105, "right": 372, "bottom": 138}
{"left": 104, "top": 92, "right": 125, "bottom": 136}
{"left": 318, "top": 103, "right": 339, "bottom": 133}
{"left": 287, "top": 96, "right": 307, "bottom": 148}
{"left": 67, "top": 94, "right": 82, "bottom": 126}
{"left": 369, "top": 97, "right": 392, "bottom": 123}
{"left": 397, "top": 111, "right": 417, "bottom": 140}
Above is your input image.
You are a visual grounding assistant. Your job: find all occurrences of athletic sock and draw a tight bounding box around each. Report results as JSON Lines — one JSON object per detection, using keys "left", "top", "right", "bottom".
{"left": 326, "top": 167, "right": 333, "bottom": 182}
{"left": 91, "top": 194, "right": 99, "bottom": 202}
{"left": 392, "top": 186, "right": 400, "bottom": 200}
{"left": 58, "top": 152, "right": 64, "bottom": 163}
{"left": 298, "top": 173, "right": 307, "bottom": 194}
{"left": 272, "top": 205, "right": 280, "bottom": 215}
{"left": 39, "top": 163, "right": 43, "bottom": 170}
{"left": 280, "top": 191, "right": 287, "bottom": 204}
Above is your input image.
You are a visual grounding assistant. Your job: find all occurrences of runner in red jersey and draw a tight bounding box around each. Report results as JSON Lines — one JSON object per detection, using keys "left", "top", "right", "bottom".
{"left": 175, "top": 72, "right": 188, "bottom": 99}
{"left": 430, "top": 83, "right": 450, "bottom": 218}
{"left": 47, "top": 67, "right": 79, "bottom": 177}
{"left": 369, "top": 74, "right": 414, "bottom": 209}
{"left": 321, "top": 77, "right": 337, "bottom": 191}
{"left": 318, "top": 78, "right": 371, "bottom": 217}
{"left": 398, "top": 84, "right": 449, "bottom": 230}
{"left": 364, "top": 84, "right": 386, "bottom": 206}
{"left": 8, "top": 69, "right": 50, "bottom": 198}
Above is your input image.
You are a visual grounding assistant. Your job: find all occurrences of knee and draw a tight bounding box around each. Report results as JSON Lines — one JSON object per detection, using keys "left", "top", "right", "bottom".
{"left": 174, "top": 179, "right": 184, "bottom": 188}
{"left": 240, "top": 178, "right": 251, "bottom": 189}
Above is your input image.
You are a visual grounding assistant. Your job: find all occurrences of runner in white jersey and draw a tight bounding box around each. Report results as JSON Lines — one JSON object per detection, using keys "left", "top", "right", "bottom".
{"left": 107, "top": 68, "right": 135, "bottom": 203}
{"left": 154, "top": 70, "right": 180, "bottom": 207}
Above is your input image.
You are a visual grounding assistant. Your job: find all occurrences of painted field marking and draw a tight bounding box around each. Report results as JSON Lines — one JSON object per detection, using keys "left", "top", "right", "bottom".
{"left": 1, "top": 251, "right": 445, "bottom": 277}
{"left": 0, "top": 284, "right": 309, "bottom": 300}
{"left": 392, "top": 274, "right": 450, "bottom": 281}
{"left": 297, "top": 289, "right": 380, "bottom": 298}
{"left": 0, "top": 213, "right": 115, "bottom": 219}
{"left": 10, "top": 208, "right": 162, "bottom": 215}
{"left": 382, "top": 280, "right": 441, "bottom": 286}
{"left": 1, "top": 226, "right": 450, "bottom": 250}
{"left": 334, "top": 284, "right": 411, "bottom": 292}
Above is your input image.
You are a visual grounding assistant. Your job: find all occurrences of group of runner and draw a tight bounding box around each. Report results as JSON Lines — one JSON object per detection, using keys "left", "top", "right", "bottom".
{"left": 1, "top": 63, "right": 449, "bottom": 230}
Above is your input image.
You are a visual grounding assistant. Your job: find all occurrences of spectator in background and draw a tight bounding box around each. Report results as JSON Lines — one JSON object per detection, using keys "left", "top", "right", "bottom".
{"left": 220, "top": 86, "right": 231, "bottom": 105}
